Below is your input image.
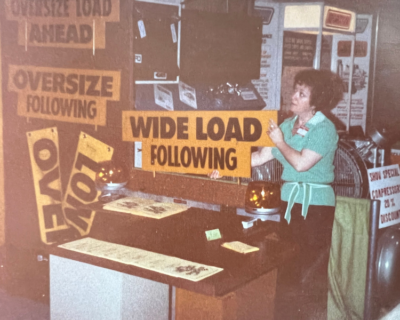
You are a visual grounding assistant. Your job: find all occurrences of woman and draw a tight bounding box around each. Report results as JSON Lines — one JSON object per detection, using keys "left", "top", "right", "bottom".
{"left": 210, "top": 68, "right": 343, "bottom": 319}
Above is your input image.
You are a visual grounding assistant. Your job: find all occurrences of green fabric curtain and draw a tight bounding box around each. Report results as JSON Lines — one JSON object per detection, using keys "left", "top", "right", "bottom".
{"left": 328, "top": 196, "right": 371, "bottom": 320}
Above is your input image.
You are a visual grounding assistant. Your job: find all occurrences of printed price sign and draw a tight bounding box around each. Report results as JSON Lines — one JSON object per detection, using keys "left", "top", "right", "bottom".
{"left": 368, "top": 164, "right": 400, "bottom": 229}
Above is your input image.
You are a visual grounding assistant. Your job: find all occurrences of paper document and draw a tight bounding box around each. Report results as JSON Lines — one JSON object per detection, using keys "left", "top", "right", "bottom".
{"left": 103, "top": 196, "right": 188, "bottom": 219}
{"left": 59, "top": 238, "right": 223, "bottom": 282}
{"left": 221, "top": 241, "right": 259, "bottom": 254}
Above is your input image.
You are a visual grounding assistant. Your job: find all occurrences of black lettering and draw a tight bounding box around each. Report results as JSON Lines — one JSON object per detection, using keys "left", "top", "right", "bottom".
{"left": 103, "top": 0, "right": 112, "bottom": 16}
{"left": 42, "top": 72, "right": 52, "bottom": 92}
{"left": 157, "top": 145, "right": 167, "bottom": 166}
{"left": 33, "top": 138, "right": 57, "bottom": 171}
{"left": 65, "top": 195, "right": 91, "bottom": 230}
{"left": 75, "top": 152, "right": 100, "bottom": 173}
{"left": 168, "top": 146, "right": 174, "bottom": 166}
{"left": 208, "top": 117, "right": 224, "bottom": 141}
{"left": 82, "top": 0, "right": 92, "bottom": 16}
{"left": 101, "top": 76, "right": 113, "bottom": 97}
{"left": 66, "top": 74, "right": 78, "bottom": 94}
{"left": 39, "top": 167, "right": 61, "bottom": 201}
{"left": 79, "top": 74, "right": 85, "bottom": 95}
{"left": 196, "top": 118, "right": 207, "bottom": 140}
{"left": 27, "top": 71, "right": 41, "bottom": 91}
{"left": 87, "top": 101, "right": 97, "bottom": 119}
{"left": 79, "top": 24, "right": 92, "bottom": 43}
{"left": 29, "top": 24, "right": 42, "bottom": 43}
{"left": 51, "top": 97, "right": 60, "bottom": 115}
{"left": 77, "top": 100, "right": 86, "bottom": 118}
{"left": 225, "top": 148, "right": 237, "bottom": 170}
{"left": 181, "top": 146, "right": 191, "bottom": 167}
{"left": 71, "top": 172, "right": 97, "bottom": 202}
{"left": 13, "top": 69, "right": 28, "bottom": 90}
{"left": 243, "top": 118, "right": 262, "bottom": 141}
{"left": 160, "top": 117, "right": 176, "bottom": 139}
{"left": 130, "top": 117, "right": 153, "bottom": 138}
{"left": 191, "top": 147, "right": 207, "bottom": 168}
{"left": 214, "top": 148, "right": 224, "bottom": 169}
{"left": 224, "top": 118, "right": 243, "bottom": 141}
{"left": 173, "top": 146, "right": 181, "bottom": 167}
{"left": 208, "top": 148, "right": 213, "bottom": 169}
{"left": 42, "top": 24, "right": 54, "bottom": 43}
{"left": 65, "top": 24, "right": 79, "bottom": 43}
{"left": 151, "top": 145, "right": 157, "bottom": 164}
{"left": 92, "top": 0, "right": 102, "bottom": 16}
{"left": 43, "top": 203, "right": 65, "bottom": 229}
{"left": 52, "top": 73, "right": 65, "bottom": 93}
{"left": 60, "top": 98, "right": 75, "bottom": 116}
{"left": 55, "top": 24, "right": 65, "bottom": 42}
{"left": 177, "top": 117, "right": 188, "bottom": 139}
{"left": 85, "top": 75, "right": 100, "bottom": 96}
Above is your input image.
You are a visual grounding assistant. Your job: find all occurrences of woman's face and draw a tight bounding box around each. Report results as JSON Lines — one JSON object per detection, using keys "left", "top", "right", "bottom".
{"left": 290, "top": 84, "right": 314, "bottom": 116}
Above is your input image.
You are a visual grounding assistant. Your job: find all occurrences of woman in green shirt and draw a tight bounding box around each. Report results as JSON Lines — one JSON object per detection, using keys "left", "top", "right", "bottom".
{"left": 252, "top": 69, "right": 343, "bottom": 320}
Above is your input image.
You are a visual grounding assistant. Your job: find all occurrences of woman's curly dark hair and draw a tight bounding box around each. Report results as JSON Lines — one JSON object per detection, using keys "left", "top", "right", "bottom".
{"left": 294, "top": 69, "right": 344, "bottom": 111}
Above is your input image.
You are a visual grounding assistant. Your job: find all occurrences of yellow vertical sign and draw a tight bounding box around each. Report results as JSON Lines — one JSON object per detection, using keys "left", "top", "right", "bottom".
{"left": 62, "top": 132, "right": 113, "bottom": 236}
{"left": 27, "top": 127, "right": 71, "bottom": 244}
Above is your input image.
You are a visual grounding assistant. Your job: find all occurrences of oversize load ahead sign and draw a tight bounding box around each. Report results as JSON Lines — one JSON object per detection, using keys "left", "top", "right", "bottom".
{"left": 5, "top": 0, "right": 120, "bottom": 49}
{"left": 122, "top": 111, "right": 277, "bottom": 177}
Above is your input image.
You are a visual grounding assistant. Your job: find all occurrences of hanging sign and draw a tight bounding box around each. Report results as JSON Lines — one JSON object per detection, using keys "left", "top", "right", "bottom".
{"left": 368, "top": 164, "right": 400, "bottom": 229}
{"left": 27, "top": 127, "right": 72, "bottom": 244}
{"left": 4, "top": 0, "right": 120, "bottom": 49}
{"left": 62, "top": 132, "right": 113, "bottom": 236}
{"left": 122, "top": 110, "right": 277, "bottom": 177}
{"left": 8, "top": 65, "right": 121, "bottom": 126}
{"left": 323, "top": 6, "right": 356, "bottom": 33}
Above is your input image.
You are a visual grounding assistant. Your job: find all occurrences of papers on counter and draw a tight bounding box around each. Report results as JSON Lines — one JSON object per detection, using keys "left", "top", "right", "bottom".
{"left": 59, "top": 238, "right": 223, "bottom": 282}
{"left": 103, "top": 196, "right": 188, "bottom": 219}
{"left": 221, "top": 241, "right": 259, "bottom": 254}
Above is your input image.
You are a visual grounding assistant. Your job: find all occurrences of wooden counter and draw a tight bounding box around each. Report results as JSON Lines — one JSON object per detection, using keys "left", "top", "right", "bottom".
{"left": 49, "top": 202, "right": 296, "bottom": 320}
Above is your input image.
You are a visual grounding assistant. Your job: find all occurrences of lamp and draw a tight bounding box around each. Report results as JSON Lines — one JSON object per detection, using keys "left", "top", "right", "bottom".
{"left": 95, "top": 160, "right": 128, "bottom": 202}
{"left": 245, "top": 181, "right": 281, "bottom": 214}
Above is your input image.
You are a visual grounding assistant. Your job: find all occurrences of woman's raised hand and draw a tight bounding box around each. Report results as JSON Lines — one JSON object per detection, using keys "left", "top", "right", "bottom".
{"left": 208, "top": 170, "right": 223, "bottom": 179}
{"left": 267, "top": 119, "right": 284, "bottom": 144}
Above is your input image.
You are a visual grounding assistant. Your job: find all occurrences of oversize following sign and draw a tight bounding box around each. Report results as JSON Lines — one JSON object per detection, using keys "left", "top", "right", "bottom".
{"left": 122, "top": 111, "right": 277, "bottom": 177}
{"left": 8, "top": 65, "right": 121, "bottom": 126}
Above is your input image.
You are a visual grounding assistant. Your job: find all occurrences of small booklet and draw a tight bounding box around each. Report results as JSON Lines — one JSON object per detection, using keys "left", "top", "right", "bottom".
{"left": 221, "top": 241, "right": 259, "bottom": 254}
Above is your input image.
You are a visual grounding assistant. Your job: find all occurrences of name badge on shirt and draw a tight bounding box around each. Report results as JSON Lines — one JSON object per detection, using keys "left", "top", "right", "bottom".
{"left": 296, "top": 125, "right": 309, "bottom": 137}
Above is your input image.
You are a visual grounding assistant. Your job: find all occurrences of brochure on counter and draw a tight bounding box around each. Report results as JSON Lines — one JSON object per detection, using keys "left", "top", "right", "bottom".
{"left": 103, "top": 196, "right": 189, "bottom": 219}
{"left": 59, "top": 238, "right": 223, "bottom": 282}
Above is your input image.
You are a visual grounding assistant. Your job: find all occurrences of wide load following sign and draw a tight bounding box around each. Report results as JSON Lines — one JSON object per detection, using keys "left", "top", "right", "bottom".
{"left": 368, "top": 164, "right": 400, "bottom": 229}
{"left": 122, "top": 111, "right": 277, "bottom": 177}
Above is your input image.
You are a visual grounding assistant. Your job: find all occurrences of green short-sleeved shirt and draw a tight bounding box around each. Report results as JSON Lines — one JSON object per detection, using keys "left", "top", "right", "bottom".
{"left": 271, "top": 111, "right": 338, "bottom": 206}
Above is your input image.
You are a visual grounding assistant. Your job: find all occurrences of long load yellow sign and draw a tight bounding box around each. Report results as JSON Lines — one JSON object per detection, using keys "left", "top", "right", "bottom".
{"left": 122, "top": 111, "right": 277, "bottom": 177}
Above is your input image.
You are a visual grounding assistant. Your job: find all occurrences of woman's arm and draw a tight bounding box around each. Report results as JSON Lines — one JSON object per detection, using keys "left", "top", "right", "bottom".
{"left": 268, "top": 120, "right": 322, "bottom": 172}
{"left": 274, "top": 140, "right": 322, "bottom": 172}
{"left": 251, "top": 147, "right": 274, "bottom": 167}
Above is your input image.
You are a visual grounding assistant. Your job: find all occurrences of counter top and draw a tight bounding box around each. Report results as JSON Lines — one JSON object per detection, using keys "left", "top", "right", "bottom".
{"left": 49, "top": 201, "right": 296, "bottom": 297}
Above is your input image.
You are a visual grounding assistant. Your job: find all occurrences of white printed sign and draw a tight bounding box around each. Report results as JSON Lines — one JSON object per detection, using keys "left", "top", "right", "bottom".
{"left": 368, "top": 164, "right": 400, "bottom": 229}
{"left": 178, "top": 81, "right": 197, "bottom": 109}
{"left": 154, "top": 84, "right": 174, "bottom": 111}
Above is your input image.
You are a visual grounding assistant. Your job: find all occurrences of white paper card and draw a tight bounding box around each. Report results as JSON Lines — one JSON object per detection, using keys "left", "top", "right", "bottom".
{"left": 170, "top": 23, "right": 177, "bottom": 43}
{"left": 134, "top": 142, "right": 142, "bottom": 168}
{"left": 154, "top": 84, "right": 174, "bottom": 111}
{"left": 178, "top": 81, "right": 197, "bottom": 109}
{"left": 138, "top": 20, "right": 146, "bottom": 38}
{"left": 59, "top": 238, "right": 223, "bottom": 282}
{"left": 368, "top": 164, "right": 400, "bottom": 228}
